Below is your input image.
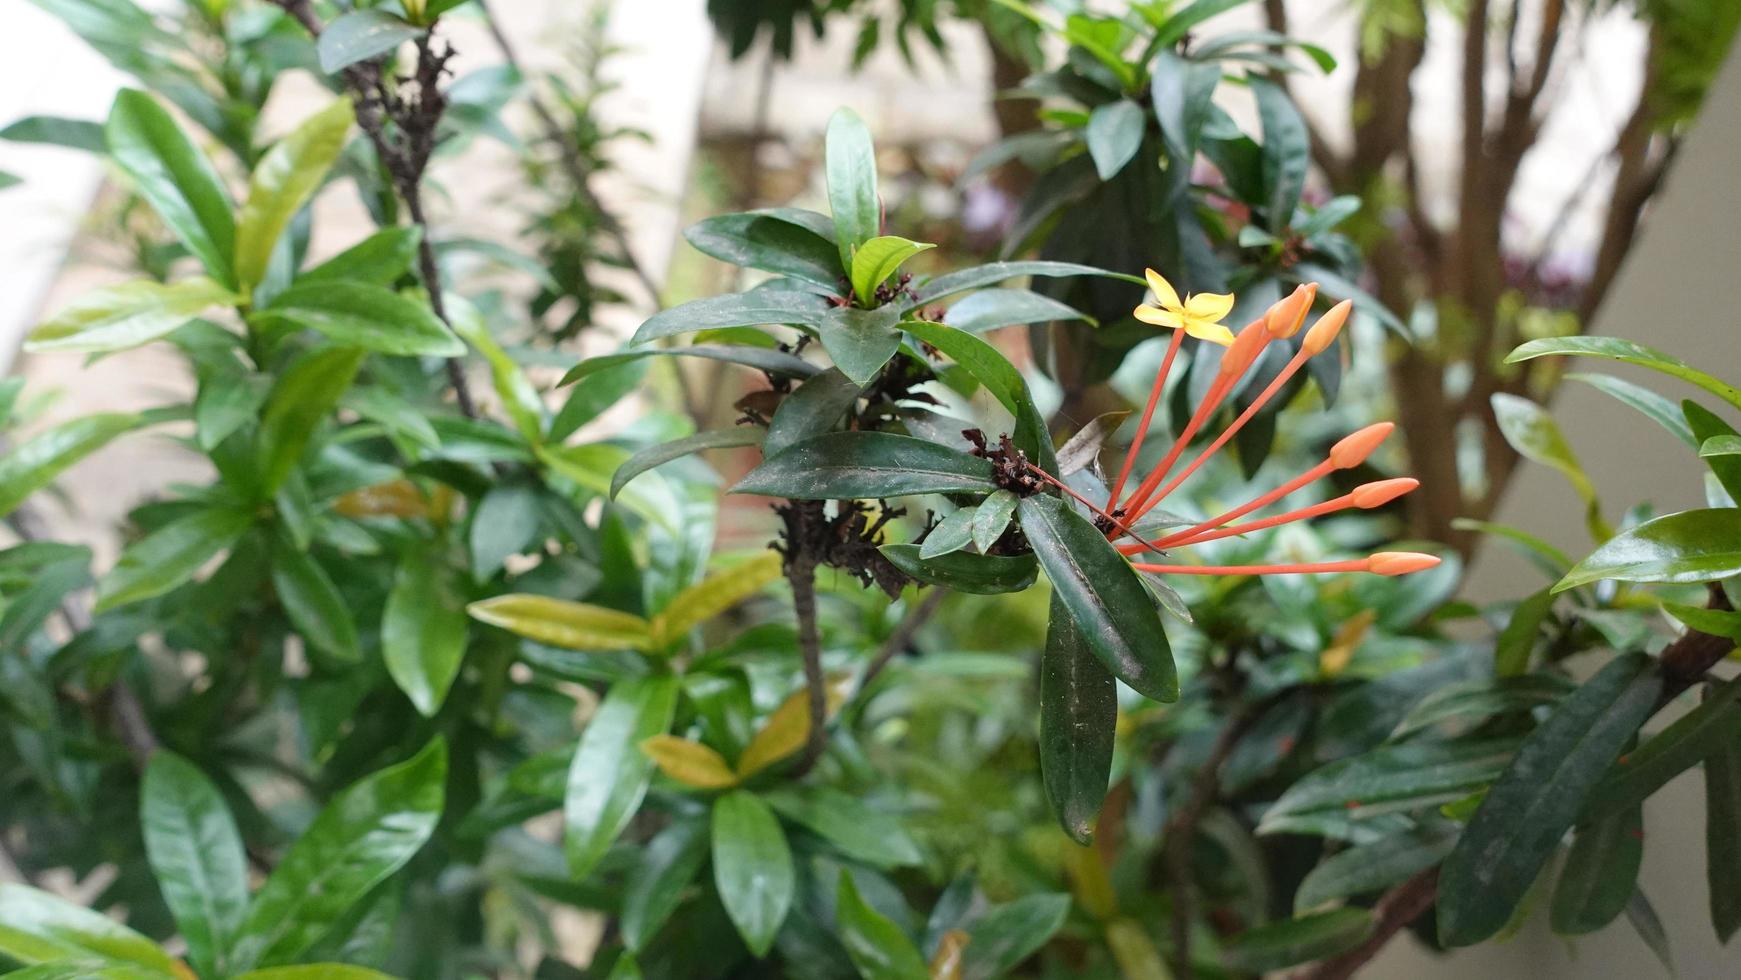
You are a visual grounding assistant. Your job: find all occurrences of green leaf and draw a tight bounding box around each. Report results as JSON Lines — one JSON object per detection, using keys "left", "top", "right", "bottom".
{"left": 834, "top": 869, "right": 926, "bottom": 980}
{"left": 1509, "top": 336, "right": 1741, "bottom": 412}
{"left": 1260, "top": 739, "right": 1522, "bottom": 830}
{"left": 612, "top": 428, "right": 763, "bottom": 500}
{"left": 1437, "top": 653, "right": 1663, "bottom": 946}
{"left": 732, "top": 432, "right": 996, "bottom": 500}
{"left": 550, "top": 358, "right": 649, "bottom": 442}
{"left": 558, "top": 344, "right": 818, "bottom": 388}
{"left": 95, "top": 506, "right": 254, "bottom": 611}
{"left": 1492, "top": 392, "right": 1607, "bottom": 541}
{"left": 233, "top": 739, "right": 446, "bottom": 969}
{"left": 235, "top": 99, "right": 354, "bottom": 291}
{"left": 1393, "top": 674, "right": 1571, "bottom": 737}
{"left": 972, "top": 490, "right": 1017, "bottom": 551}
{"left": 1495, "top": 588, "right": 1556, "bottom": 677}
{"left": 762, "top": 787, "right": 922, "bottom": 869}
{"left": 1582, "top": 675, "right": 1741, "bottom": 818}
{"left": 850, "top": 235, "right": 935, "bottom": 306}
{"left": 1556, "top": 508, "right": 1741, "bottom": 592}
{"left": 685, "top": 209, "right": 842, "bottom": 288}
{"left": 909, "top": 260, "right": 1140, "bottom": 306}
{"left": 235, "top": 968, "right": 395, "bottom": 980}
{"left": 879, "top": 545, "right": 1038, "bottom": 594}
{"left": 1624, "top": 890, "right": 1675, "bottom": 974}
{"left": 621, "top": 817, "right": 710, "bottom": 952}
{"left": 1018, "top": 494, "right": 1177, "bottom": 702}
{"left": 629, "top": 291, "right": 831, "bottom": 345}
{"left": 921, "top": 508, "right": 976, "bottom": 559}
{"left": 1221, "top": 909, "right": 1374, "bottom": 973}
{"left": 0, "top": 881, "right": 181, "bottom": 972}
{"left": 650, "top": 551, "right": 784, "bottom": 648}
{"left": 713, "top": 790, "right": 796, "bottom": 958}
{"left": 106, "top": 89, "right": 236, "bottom": 286}
{"left": 567, "top": 675, "right": 681, "bottom": 877}
{"left": 142, "top": 752, "right": 249, "bottom": 978}
{"left": 1084, "top": 98, "right": 1144, "bottom": 179}
{"left": 1452, "top": 517, "right": 1572, "bottom": 577}
{"left": 764, "top": 368, "right": 861, "bottom": 458}
{"left": 0, "top": 412, "right": 139, "bottom": 519}
{"left": 1704, "top": 696, "right": 1741, "bottom": 943}
{"left": 1570, "top": 373, "right": 1696, "bottom": 448}
{"left": 383, "top": 550, "right": 469, "bottom": 716}
{"left": 26, "top": 276, "right": 237, "bottom": 353}
{"left": 446, "top": 295, "right": 543, "bottom": 439}
{"left": 1684, "top": 401, "right": 1741, "bottom": 503}
{"left": 271, "top": 539, "right": 361, "bottom": 664}
{"left": 0, "top": 114, "right": 105, "bottom": 152}
{"left": 317, "top": 9, "right": 426, "bottom": 73}
{"left": 1252, "top": 76, "right": 1308, "bottom": 225}
{"left": 961, "top": 893, "right": 1072, "bottom": 980}
{"left": 469, "top": 481, "right": 542, "bottom": 579}
{"left": 942, "top": 288, "right": 1090, "bottom": 334}
{"left": 818, "top": 305, "right": 902, "bottom": 384}
{"left": 298, "top": 226, "right": 422, "bottom": 286}
{"left": 468, "top": 593, "right": 651, "bottom": 651}
{"left": 1551, "top": 805, "right": 1643, "bottom": 935}
{"left": 1294, "top": 826, "right": 1457, "bottom": 914}
{"left": 257, "top": 346, "right": 366, "bottom": 495}
{"left": 825, "top": 108, "right": 880, "bottom": 271}
{"left": 1156, "top": 0, "right": 1261, "bottom": 46}
{"left": 903, "top": 320, "right": 1055, "bottom": 469}
{"left": 1038, "top": 591, "right": 1115, "bottom": 844}
{"left": 259, "top": 282, "right": 463, "bottom": 357}
{"left": 1664, "top": 601, "right": 1741, "bottom": 641}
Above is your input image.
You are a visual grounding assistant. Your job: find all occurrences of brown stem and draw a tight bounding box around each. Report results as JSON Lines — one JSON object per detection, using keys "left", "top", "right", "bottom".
{"left": 857, "top": 588, "right": 948, "bottom": 694}
{"left": 1291, "top": 868, "right": 1440, "bottom": 980}
{"left": 786, "top": 555, "right": 829, "bottom": 777}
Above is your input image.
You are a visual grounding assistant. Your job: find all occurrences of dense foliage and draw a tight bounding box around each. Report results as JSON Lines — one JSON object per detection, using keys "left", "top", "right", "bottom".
{"left": 0, "top": 2, "right": 1737, "bottom": 980}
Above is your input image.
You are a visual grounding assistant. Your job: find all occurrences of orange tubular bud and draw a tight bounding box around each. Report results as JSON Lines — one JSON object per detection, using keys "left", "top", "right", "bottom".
{"left": 1265, "top": 283, "right": 1318, "bottom": 338}
{"left": 1350, "top": 477, "right": 1420, "bottom": 509}
{"left": 1330, "top": 422, "right": 1394, "bottom": 469}
{"left": 1219, "top": 320, "right": 1269, "bottom": 377}
{"left": 1302, "top": 300, "right": 1352, "bottom": 356}
{"left": 1368, "top": 552, "right": 1443, "bottom": 576}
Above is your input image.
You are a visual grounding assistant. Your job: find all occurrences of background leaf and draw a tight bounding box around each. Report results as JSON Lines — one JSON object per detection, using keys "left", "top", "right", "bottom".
{"left": 106, "top": 89, "right": 236, "bottom": 285}
{"left": 712, "top": 790, "right": 796, "bottom": 958}
{"left": 235, "top": 99, "right": 353, "bottom": 290}
{"left": 141, "top": 752, "right": 250, "bottom": 978}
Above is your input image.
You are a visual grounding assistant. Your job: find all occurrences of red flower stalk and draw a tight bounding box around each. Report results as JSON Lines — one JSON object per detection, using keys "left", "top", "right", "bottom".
{"left": 1089, "top": 271, "right": 1438, "bottom": 580}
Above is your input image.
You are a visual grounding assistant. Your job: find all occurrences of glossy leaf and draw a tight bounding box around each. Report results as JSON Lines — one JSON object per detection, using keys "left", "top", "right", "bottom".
{"left": 819, "top": 305, "right": 902, "bottom": 384}
{"left": 612, "top": 428, "right": 763, "bottom": 500}
{"left": 383, "top": 551, "right": 469, "bottom": 716}
{"left": 732, "top": 432, "right": 997, "bottom": 500}
{"left": 106, "top": 89, "right": 236, "bottom": 285}
{"left": 762, "top": 787, "right": 922, "bottom": 868}
{"left": 1294, "top": 826, "right": 1457, "bottom": 914}
{"left": 1261, "top": 739, "right": 1522, "bottom": 830}
{"left": 468, "top": 593, "right": 652, "bottom": 651}
{"left": 299, "top": 226, "right": 422, "bottom": 286}
{"left": 920, "top": 509, "right": 976, "bottom": 559}
{"left": 621, "top": 817, "right": 710, "bottom": 951}
{"left": 650, "top": 551, "right": 784, "bottom": 648}
{"left": 1393, "top": 674, "right": 1571, "bottom": 736}
{"left": 559, "top": 343, "right": 818, "bottom": 387}
{"left": 1583, "top": 675, "right": 1741, "bottom": 818}
{"left": 0, "top": 412, "right": 139, "bottom": 519}
{"left": 271, "top": 541, "right": 361, "bottom": 664}
{"left": 1556, "top": 508, "right": 1741, "bottom": 592}
{"left": 26, "top": 276, "right": 237, "bottom": 353}
{"left": 1438, "top": 653, "right": 1662, "bottom": 946}
{"left": 1704, "top": 697, "right": 1741, "bottom": 943}
{"left": 825, "top": 108, "right": 879, "bottom": 271}
{"left": 141, "top": 752, "right": 248, "bottom": 977}
{"left": 685, "top": 209, "right": 842, "bottom": 288}
{"left": 962, "top": 893, "right": 1071, "bottom": 980}
{"left": 1493, "top": 393, "right": 1606, "bottom": 540}
{"left": 235, "top": 99, "right": 353, "bottom": 290}
{"left": 903, "top": 320, "right": 1055, "bottom": 469}
{"left": 972, "top": 490, "right": 1017, "bottom": 552}
{"left": 234, "top": 739, "right": 446, "bottom": 968}
{"left": 850, "top": 235, "right": 934, "bottom": 306}
{"left": 629, "top": 291, "right": 832, "bottom": 345}
{"left": 1019, "top": 494, "right": 1177, "bottom": 701}
{"left": 1571, "top": 373, "right": 1696, "bottom": 447}
{"left": 1221, "top": 909, "right": 1374, "bottom": 973}
{"left": 257, "top": 346, "right": 366, "bottom": 494}
{"left": 908, "top": 260, "right": 1139, "bottom": 307}
{"left": 764, "top": 368, "right": 861, "bottom": 458}
{"left": 0, "top": 881, "right": 181, "bottom": 972}
{"left": 736, "top": 681, "right": 849, "bottom": 778}
{"left": 566, "top": 675, "right": 680, "bottom": 877}
{"left": 879, "top": 545, "right": 1038, "bottom": 594}
{"left": 259, "top": 282, "right": 463, "bottom": 357}
{"left": 941, "top": 287, "right": 1090, "bottom": 334}
{"left": 1551, "top": 806, "right": 1643, "bottom": 934}
{"left": 1038, "top": 592, "right": 1116, "bottom": 844}
{"left": 641, "top": 735, "right": 740, "bottom": 789}
{"left": 1252, "top": 76, "right": 1308, "bottom": 224}
{"left": 1684, "top": 400, "right": 1741, "bottom": 503}
{"left": 1084, "top": 98, "right": 1143, "bottom": 179}
{"left": 1054, "top": 411, "right": 1128, "bottom": 477}
{"left": 95, "top": 506, "right": 254, "bottom": 611}
{"left": 317, "top": 9, "right": 425, "bottom": 73}
{"left": 713, "top": 790, "right": 795, "bottom": 958}
{"left": 835, "top": 869, "right": 927, "bottom": 980}
{"left": 1508, "top": 336, "right": 1741, "bottom": 413}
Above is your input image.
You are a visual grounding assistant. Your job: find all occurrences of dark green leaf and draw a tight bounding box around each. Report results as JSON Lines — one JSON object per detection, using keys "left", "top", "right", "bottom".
{"left": 1084, "top": 99, "right": 1144, "bottom": 179}
{"left": 1570, "top": 373, "right": 1696, "bottom": 448}
{"left": 763, "top": 787, "right": 922, "bottom": 869}
{"left": 629, "top": 292, "right": 831, "bottom": 345}
{"left": 765, "top": 368, "right": 861, "bottom": 457}
{"left": 712, "top": 790, "right": 795, "bottom": 958}
{"left": 825, "top": 108, "right": 880, "bottom": 270}
{"left": 1156, "top": 0, "right": 1261, "bottom": 45}
{"left": 0, "top": 412, "right": 139, "bottom": 518}
{"left": 567, "top": 675, "right": 680, "bottom": 877}
{"left": 1551, "top": 805, "right": 1643, "bottom": 935}
{"left": 941, "top": 288, "right": 1091, "bottom": 334}
{"left": 317, "top": 10, "right": 425, "bottom": 73}
{"left": 550, "top": 358, "right": 649, "bottom": 441}
{"left": 1394, "top": 674, "right": 1571, "bottom": 737}
{"left": 1704, "top": 697, "right": 1741, "bottom": 942}
{"left": 271, "top": 539, "right": 361, "bottom": 664}
{"left": 903, "top": 320, "right": 1055, "bottom": 469}
{"left": 1583, "top": 675, "right": 1741, "bottom": 818}
{"left": 1438, "top": 653, "right": 1663, "bottom": 946}
{"left": 1509, "top": 336, "right": 1741, "bottom": 412}
{"left": 141, "top": 752, "right": 249, "bottom": 978}
{"left": 1683, "top": 401, "right": 1741, "bottom": 503}
{"left": 909, "top": 260, "right": 1140, "bottom": 306}
{"left": 1494, "top": 589, "right": 1556, "bottom": 677}
{"left": 257, "top": 346, "right": 366, "bottom": 494}
{"left": 1038, "top": 591, "right": 1115, "bottom": 844}
{"left": 470, "top": 482, "right": 543, "bottom": 580}
{"left": 834, "top": 869, "right": 926, "bottom": 980}
{"left": 621, "top": 817, "right": 710, "bottom": 952}
{"left": 383, "top": 550, "right": 469, "bottom": 716}
{"left": 879, "top": 545, "right": 1038, "bottom": 594}
{"left": 1261, "top": 739, "right": 1522, "bottom": 830}
{"left": 961, "top": 893, "right": 1072, "bottom": 980}
{"left": 559, "top": 344, "right": 818, "bottom": 388}
{"left": 972, "top": 490, "right": 1017, "bottom": 551}
{"left": 819, "top": 305, "right": 902, "bottom": 384}
{"left": 920, "top": 509, "right": 975, "bottom": 559}
{"left": 258, "top": 282, "right": 462, "bottom": 356}
{"left": 1018, "top": 494, "right": 1177, "bottom": 701}
{"left": 686, "top": 209, "right": 842, "bottom": 288}
{"left": 95, "top": 506, "right": 254, "bottom": 611}
{"left": 1221, "top": 909, "right": 1374, "bottom": 973}
{"left": 612, "top": 428, "right": 763, "bottom": 499}
{"left": 106, "top": 89, "right": 236, "bottom": 286}
{"left": 733, "top": 432, "right": 996, "bottom": 500}
{"left": 1252, "top": 77, "right": 1308, "bottom": 225}
{"left": 1294, "top": 826, "right": 1457, "bottom": 914}
{"left": 1556, "top": 508, "right": 1741, "bottom": 592}
{"left": 233, "top": 739, "right": 446, "bottom": 968}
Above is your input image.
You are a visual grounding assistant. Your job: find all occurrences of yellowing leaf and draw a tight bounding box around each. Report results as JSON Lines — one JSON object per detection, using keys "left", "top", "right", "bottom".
{"left": 1319, "top": 608, "right": 1375, "bottom": 678}
{"left": 650, "top": 551, "right": 784, "bottom": 648}
{"left": 235, "top": 98, "right": 354, "bottom": 291}
{"left": 640, "top": 735, "right": 739, "bottom": 790}
{"left": 333, "top": 480, "right": 433, "bottom": 518}
{"left": 736, "top": 678, "right": 850, "bottom": 778}
{"left": 467, "top": 594, "right": 651, "bottom": 651}
{"left": 928, "top": 929, "right": 969, "bottom": 980}
{"left": 26, "top": 276, "right": 238, "bottom": 353}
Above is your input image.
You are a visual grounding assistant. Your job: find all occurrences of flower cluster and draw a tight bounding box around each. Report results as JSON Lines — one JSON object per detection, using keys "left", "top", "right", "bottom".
{"left": 1033, "top": 270, "right": 1439, "bottom": 579}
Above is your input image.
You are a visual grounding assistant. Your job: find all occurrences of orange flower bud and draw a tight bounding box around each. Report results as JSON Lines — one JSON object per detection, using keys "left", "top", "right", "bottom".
{"left": 1330, "top": 422, "right": 1394, "bottom": 468}
{"left": 1368, "top": 552, "right": 1442, "bottom": 575}
{"left": 1265, "top": 283, "right": 1318, "bottom": 338}
{"left": 1218, "top": 319, "right": 1269, "bottom": 377}
{"left": 1302, "top": 300, "right": 1353, "bottom": 356}
{"left": 1350, "top": 477, "right": 1419, "bottom": 509}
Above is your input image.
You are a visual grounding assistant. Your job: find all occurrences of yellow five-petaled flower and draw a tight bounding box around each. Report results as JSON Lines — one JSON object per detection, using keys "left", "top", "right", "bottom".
{"left": 1133, "top": 269, "right": 1236, "bottom": 346}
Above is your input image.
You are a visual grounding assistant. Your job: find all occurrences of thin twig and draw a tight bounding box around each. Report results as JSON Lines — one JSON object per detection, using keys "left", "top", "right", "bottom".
{"left": 1291, "top": 868, "right": 1440, "bottom": 980}
{"left": 786, "top": 555, "right": 829, "bottom": 777}
{"left": 857, "top": 588, "right": 948, "bottom": 694}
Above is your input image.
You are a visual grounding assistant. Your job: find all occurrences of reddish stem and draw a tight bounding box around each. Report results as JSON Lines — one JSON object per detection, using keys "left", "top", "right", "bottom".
{"left": 1107, "top": 329, "right": 1186, "bottom": 510}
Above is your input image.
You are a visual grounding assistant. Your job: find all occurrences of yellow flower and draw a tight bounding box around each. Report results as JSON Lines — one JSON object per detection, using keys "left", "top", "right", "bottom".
{"left": 1133, "top": 269, "right": 1236, "bottom": 346}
